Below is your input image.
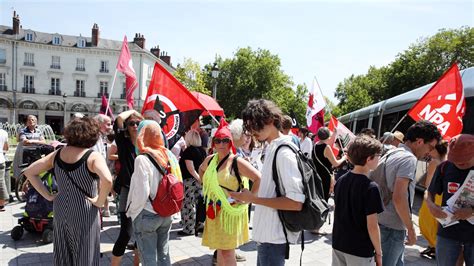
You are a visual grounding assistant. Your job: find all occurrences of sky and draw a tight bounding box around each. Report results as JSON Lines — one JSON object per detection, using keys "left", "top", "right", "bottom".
{"left": 1, "top": 0, "right": 473, "bottom": 103}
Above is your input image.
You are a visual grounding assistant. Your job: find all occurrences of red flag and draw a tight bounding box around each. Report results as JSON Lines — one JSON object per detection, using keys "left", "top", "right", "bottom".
{"left": 408, "top": 63, "right": 465, "bottom": 139}
{"left": 308, "top": 109, "right": 325, "bottom": 136}
{"left": 99, "top": 95, "right": 114, "bottom": 120}
{"left": 306, "top": 78, "right": 327, "bottom": 135}
{"left": 142, "top": 62, "right": 205, "bottom": 148}
{"left": 116, "top": 36, "right": 138, "bottom": 109}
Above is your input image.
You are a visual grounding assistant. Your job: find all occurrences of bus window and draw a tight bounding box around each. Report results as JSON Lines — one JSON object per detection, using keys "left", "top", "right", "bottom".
{"left": 355, "top": 119, "right": 369, "bottom": 134}
{"left": 462, "top": 97, "right": 474, "bottom": 134}
{"left": 380, "top": 113, "right": 399, "bottom": 134}
{"left": 372, "top": 116, "right": 381, "bottom": 137}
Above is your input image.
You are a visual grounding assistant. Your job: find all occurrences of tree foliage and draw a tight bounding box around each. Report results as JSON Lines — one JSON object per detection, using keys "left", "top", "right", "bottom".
{"left": 174, "top": 58, "right": 210, "bottom": 94}
{"left": 335, "top": 26, "right": 474, "bottom": 114}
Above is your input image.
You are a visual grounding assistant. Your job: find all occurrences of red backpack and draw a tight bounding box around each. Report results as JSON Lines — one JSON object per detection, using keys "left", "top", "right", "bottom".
{"left": 143, "top": 153, "right": 184, "bottom": 217}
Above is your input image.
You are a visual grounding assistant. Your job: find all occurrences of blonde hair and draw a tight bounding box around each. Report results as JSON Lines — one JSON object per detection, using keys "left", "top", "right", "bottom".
{"left": 185, "top": 129, "right": 202, "bottom": 147}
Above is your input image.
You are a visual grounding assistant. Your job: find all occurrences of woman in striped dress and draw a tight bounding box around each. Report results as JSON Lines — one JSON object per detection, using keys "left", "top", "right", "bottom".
{"left": 25, "top": 117, "right": 112, "bottom": 265}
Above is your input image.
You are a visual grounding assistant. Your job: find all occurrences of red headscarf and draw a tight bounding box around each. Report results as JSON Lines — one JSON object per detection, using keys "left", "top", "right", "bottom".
{"left": 211, "top": 118, "right": 236, "bottom": 154}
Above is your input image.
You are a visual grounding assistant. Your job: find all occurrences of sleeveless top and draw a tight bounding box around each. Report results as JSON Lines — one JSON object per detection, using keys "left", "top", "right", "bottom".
{"left": 313, "top": 143, "right": 333, "bottom": 176}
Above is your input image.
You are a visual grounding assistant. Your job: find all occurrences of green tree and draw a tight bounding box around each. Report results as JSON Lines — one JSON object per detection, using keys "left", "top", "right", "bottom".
{"left": 174, "top": 58, "right": 210, "bottom": 94}
{"left": 204, "top": 47, "right": 299, "bottom": 119}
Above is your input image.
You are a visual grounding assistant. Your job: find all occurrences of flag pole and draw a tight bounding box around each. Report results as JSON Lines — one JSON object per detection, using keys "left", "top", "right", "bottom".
{"left": 390, "top": 113, "right": 408, "bottom": 133}
{"left": 105, "top": 69, "right": 118, "bottom": 115}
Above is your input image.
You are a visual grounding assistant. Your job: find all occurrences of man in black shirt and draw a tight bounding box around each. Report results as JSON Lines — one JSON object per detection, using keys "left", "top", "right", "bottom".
{"left": 333, "top": 136, "right": 384, "bottom": 266}
{"left": 426, "top": 134, "right": 474, "bottom": 266}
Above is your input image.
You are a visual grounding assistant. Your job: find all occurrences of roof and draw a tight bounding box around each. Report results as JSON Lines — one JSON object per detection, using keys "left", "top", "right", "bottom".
{"left": 0, "top": 25, "right": 174, "bottom": 72}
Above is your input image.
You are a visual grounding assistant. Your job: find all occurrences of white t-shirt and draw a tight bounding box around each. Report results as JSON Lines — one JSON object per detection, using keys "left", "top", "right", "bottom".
{"left": 300, "top": 137, "right": 313, "bottom": 158}
{"left": 0, "top": 129, "right": 7, "bottom": 164}
{"left": 252, "top": 135, "right": 305, "bottom": 244}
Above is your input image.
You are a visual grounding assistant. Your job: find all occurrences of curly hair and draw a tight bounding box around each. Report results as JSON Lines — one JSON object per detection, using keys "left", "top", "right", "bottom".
{"left": 64, "top": 117, "right": 100, "bottom": 148}
{"left": 405, "top": 120, "right": 441, "bottom": 144}
{"left": 348, "top": 135, "right": 383, "bottom": 166}
{"left": 241, "top": 99, "right": 283, "bottom": 133}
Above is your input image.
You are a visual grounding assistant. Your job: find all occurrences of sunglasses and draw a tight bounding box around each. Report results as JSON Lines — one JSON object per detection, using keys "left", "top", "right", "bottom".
{"left": 213, "top": 138, "right": 231, "bottom": 144}
{"left": 127, "top": 121, "right": 140, "bottom": 127}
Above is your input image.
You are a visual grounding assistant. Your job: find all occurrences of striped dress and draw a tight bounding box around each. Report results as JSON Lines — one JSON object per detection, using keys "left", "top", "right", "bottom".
{"left": 53, "top": 149, "right": 100, "bottom": 266}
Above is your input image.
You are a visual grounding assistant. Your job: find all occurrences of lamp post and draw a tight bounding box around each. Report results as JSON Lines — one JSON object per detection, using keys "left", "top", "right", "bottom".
{"left": 211, "top": 63, "right": 220, "bottom": 99}
{"left": 62, "top": 93, "right": 67, "bottom": 126}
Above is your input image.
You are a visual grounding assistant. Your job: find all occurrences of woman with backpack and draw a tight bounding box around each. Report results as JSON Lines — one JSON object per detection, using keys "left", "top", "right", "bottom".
{"left": 199, "top": 119, "right": 260, "bottom": 266}
{"left": 126, "top": 120, "right": 182, "bottom": 266}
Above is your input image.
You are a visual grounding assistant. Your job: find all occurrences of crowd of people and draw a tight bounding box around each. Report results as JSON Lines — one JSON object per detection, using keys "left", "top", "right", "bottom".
{"left": 1, "top": 100, "right": 473, "bottom": 265}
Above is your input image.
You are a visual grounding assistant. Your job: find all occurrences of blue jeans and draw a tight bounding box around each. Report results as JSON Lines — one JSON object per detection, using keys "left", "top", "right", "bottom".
{"left": 257, "top": 242, "right": 286, "bottom": 266}
{"left": 436, "top": 235, "right": 474, "bottom": 266}
{"left": 133, "top": 209, "right": 173, "bottom": 266}
{"left": 380, "top": 224, "right": 406, "bottom": 266}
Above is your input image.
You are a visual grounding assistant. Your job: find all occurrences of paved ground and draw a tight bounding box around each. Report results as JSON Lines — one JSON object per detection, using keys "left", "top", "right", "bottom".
{"left": 0, "top": 192, "right": 436, "bottom": 266}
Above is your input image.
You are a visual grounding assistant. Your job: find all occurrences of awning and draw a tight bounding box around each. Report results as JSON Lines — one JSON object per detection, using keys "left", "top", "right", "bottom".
{"left": 191, "top": 92, "right": 225, "bottom": 117}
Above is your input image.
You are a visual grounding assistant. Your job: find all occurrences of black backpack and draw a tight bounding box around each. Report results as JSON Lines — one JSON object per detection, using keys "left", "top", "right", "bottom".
{"left": 272, "top": 143, "right": 329, "bottom": 261}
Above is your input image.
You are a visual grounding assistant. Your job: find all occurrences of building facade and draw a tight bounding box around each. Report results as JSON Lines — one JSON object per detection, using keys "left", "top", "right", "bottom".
{"left": 0, "top": 11, "right": 173, "bottom": 134}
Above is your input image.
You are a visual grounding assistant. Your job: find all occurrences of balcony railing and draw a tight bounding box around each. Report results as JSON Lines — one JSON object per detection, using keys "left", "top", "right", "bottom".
{"left": 22, "top": 87, "right": 35, "bottom": 93}
{"left": 76, "top": 66, "right": 85, "bottom": 71}
{"left": 97, "top": 92, "right": 109, "bottom": 98}
{"left": 74, "top": 91, "right": 86, "bottom": 97}
{"left": 0, "top": 85, "right": 7, "bottom": 91}
{"left": 50, "top": 65, "right": 61, "bottom": 69}
{"left": 49, "top": 89, "right": 62, "bottom": 95}
{"left": 99, "top": 68, "right": 109, "bottom": 73}
{"left": 24, "top": 62, "right": 35, "bottom": 67}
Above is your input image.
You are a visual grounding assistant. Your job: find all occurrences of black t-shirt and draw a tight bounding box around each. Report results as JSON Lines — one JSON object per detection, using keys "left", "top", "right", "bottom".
{"left": 333, "top": 172, "right": 384, "bottom": 257}
{"left": 114, "top": 121, "right": 137, "bottom": 188}
{"left": 179, "top": 146, "right": 206, "bottom": 180}
{"left": 428, "top": 162, "right": 474, "bottom": 242}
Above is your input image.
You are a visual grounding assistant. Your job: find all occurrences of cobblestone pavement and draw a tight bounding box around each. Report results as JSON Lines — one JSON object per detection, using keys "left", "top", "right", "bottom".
{"left": 0, "top": 193, "right": 436, "bottom": 266}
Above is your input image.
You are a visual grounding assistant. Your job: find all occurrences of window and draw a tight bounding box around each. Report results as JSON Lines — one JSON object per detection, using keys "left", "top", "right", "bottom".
{"left": 77, "top": 38, "right": 86, "bottom": 48}
{"left": 100, "top": 81, "right": 108, "bottom": 95}
{"left": 52, "top": 36, "right": 61, "bottom": 45}
{"left": 100, "top": 61, "right": 109, "bottom": 73}
{"left": 0, "top": 73, "right": 6, "bottom": 91}
{"left": 0, "top": 49, "right": 6, "bottom": 64}
{"left": 75, "top": 80, "right": 85, "bottom": 97}
{"left": 148, "top": 65, "right": 153, "bottom": 78}
{"left": 76, "top": 58, "right": 85, "bottom": 71}
{"left": 24, "top": 53, "right": 34, "bottom": 66}
{"left": 25, "top": 33, "right": 33, "bottom": 42}
{"left": 50, "top": 78, "right": 60, "bottom": 95}
{"left": 23, "top": 75, "right": 34, "bottom": 93}
{"left": 51, "top": 56, "right": 60, "bottom": 69}
{"left": 121, "top": 82, "right": 126, "bottom": 99}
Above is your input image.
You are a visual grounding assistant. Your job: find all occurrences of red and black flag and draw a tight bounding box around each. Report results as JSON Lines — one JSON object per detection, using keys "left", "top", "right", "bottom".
{"left": 142, "top": 62, "right": 205, "bottom": 148}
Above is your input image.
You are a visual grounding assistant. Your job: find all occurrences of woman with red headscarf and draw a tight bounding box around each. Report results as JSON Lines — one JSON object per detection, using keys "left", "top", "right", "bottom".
{"left": 199, "top": 119, "right": 260, "bottom": 266}
{"left": 126, "top": 120, "right": 182, "bottom": 266}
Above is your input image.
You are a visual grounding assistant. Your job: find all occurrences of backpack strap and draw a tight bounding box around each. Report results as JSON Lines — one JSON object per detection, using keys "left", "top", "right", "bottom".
{"left": 143, "top": 153, "right": 167, "bottom": 202}
{"left": 231, "top": 156, "right": 243, "bottom": 192}
{"left": 271, "top": 143, "right": 301, "bottom": 261}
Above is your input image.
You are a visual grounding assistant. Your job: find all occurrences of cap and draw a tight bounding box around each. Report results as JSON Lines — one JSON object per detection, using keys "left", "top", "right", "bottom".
{"left": 393, "top": 131, "right": 404, "bottom": 143}
{"left": 447, "top": 134, "right": 474, "bottom": 165}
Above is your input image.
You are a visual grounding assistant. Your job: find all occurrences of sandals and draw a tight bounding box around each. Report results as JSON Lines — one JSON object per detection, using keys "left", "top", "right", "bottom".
{"left": 420, "top": 247, "right": 436, "bottom": 259}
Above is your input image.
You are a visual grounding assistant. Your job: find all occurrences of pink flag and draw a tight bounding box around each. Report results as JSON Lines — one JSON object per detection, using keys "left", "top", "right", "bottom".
{"left": 99, "top": 95, "right": 114, "bottom": 120}
{"left": 117, "top": 36, "right": 138, "bottom": 109}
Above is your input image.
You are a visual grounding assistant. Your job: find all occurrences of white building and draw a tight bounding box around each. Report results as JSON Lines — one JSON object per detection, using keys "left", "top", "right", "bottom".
{"left": 0, "top": 11, "right": 173, "bottom": 134}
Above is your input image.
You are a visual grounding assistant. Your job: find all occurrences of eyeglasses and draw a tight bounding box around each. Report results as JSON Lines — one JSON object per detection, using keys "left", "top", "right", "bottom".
{"left": 127, "top": 121, "right": 140, "bottom": 127}
{"left": 213, "top": 138, "right": 231, "bottom": 144}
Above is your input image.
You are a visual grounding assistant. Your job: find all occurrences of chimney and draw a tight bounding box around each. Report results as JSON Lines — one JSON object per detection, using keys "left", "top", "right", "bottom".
{"left": 150, "top": 45, "right": 160, "bottom": 58}
{"left": 159, "top": 51, "right": 171, "bottom": 66}
{"left": 92, "top": 23, "right": 99, "bottom": 46}
{"left": 133, "top": 33, "right": 146, "bottom": 49}
{"left": 12, "top": 11, "right": 20, "bottom": 35}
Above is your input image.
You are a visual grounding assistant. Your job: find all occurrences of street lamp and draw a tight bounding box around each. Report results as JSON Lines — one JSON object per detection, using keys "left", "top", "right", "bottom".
{"left": 211, "top": 63, "right": 220, "bottom": 99}
{"left": 62, "top": 93, "right": 67, "bottom": 126}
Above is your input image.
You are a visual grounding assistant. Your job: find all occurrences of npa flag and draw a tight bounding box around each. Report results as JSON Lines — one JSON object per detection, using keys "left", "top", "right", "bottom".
{"left": 117, "top": 36, "right": 138, "bottom": 109}
{"left": 328, "top": 115, "right": 356, "bottom": 155}
{"left": 99, "top": 95, "right": 114, "bottom": 120}
{"left": 306, "top": 78, "right": 327, "bottom": 135}
{"left": 408, "top": 63, "right": 465, "bottom": 139}
{"left": 142, "top": 62, "right": 205, "bottom": 148}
